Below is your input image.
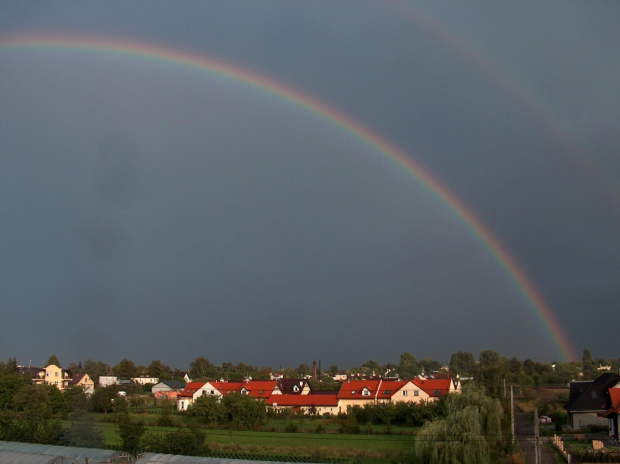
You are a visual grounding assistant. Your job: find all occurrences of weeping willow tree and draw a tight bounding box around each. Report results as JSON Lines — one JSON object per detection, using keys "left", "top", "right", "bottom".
{"left": 416, "top": 386, "right": 503, "bottom": 464}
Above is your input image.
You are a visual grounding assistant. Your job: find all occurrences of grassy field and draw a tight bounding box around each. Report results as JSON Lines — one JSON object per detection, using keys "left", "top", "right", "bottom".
{"left": 95, "top": 417, "right": 418, "bottom": 463}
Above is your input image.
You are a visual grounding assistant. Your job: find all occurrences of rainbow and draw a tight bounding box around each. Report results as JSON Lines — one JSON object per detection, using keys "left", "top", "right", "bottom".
{"left": 388, "top": 1, "right": 620, "bottom": 211}
{"left": 0, "top": 34, "right": 578, "bottom": 361}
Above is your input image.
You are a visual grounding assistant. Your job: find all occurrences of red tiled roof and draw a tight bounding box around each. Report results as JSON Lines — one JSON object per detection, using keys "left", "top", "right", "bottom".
{"left": 375, "top": 380, "right": 408, "bottom": 399}
{"left": 412, "top": 378, "right": 452, "bottom": 397}
{"left": 178, "top": 382, "right": 206, "bottom": 398}
{"left": 337, "top": 379, "right": 382, "bottom": 399}
{"left": 603, "top": 388, "right": 620, "bottom": 416}
{"left": 212, "top": 380, "right": 279, "bottom": 398}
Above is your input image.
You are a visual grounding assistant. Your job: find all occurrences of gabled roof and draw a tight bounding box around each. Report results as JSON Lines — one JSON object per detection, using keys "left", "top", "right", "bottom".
{"left": 337, "top": 379, "right": 382, "bottom": 399}
{"left": 156, "top": 380, "right": 186, "bottom": 389}
{"left": 178, "top": 382, "right": 206, "bottom": 398}
{"left": 413, "top": 378, "right": 453, "bottom": 397}
{"left": 70, "top": 373, "right": 91, "bottom": 385}
{"left": 277, "top": 379, "right": 309, "bottom": 394}
{"left": 565, "top": 373, "right": 620, "bottom": 413}
{"left": 266, "top": 393, "right": 339, "bottom": 407}
{"left": 602, "top": 388, "right": 620, "bottom": 417}
{"left": 212, "top": 380, "right": 280, "bottom": 398}
{"left": 375, "top": 380, "right": 408, "bottom": 400}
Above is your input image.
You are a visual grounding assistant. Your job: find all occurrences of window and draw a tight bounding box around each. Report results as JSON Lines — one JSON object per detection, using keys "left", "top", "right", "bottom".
{"left": 414, "top": 390, "right": 419, "bottom": 396}
{"left": 383, "top": 390, "right": 391, "bottom": 394}
{"left": 402, "top": 391, "right": 408, "bottom": 396}
{"left": 351, "top": 390, "right": 356, "bottom": 395}
{"left": 55, "top": 372, "right": 59, "bottom": 377}
{"left": 433, "top": 390, "right": 442, "bottom": 395}
{"left": 362, "top": 389, "right": 370, "bottom": 396}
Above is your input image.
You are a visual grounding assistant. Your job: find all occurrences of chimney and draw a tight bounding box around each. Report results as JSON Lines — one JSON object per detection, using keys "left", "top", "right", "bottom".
{"left": 312, "top": 361, "right": 317, "bottom": 379}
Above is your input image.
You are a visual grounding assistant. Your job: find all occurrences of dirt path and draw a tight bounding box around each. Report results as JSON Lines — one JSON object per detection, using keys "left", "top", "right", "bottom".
{"left": 515, "top": 413, "right": 559, "bottom": 464}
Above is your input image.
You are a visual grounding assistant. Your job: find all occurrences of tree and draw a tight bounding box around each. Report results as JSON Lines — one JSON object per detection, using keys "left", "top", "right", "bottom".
{"left": 190, "top": 357, "right": 216, "bottom": 380}
{"left": 361, "top": 360, "right": 381, "bottom": 376}
{"left": 116, "top": 411, "right": 145, "bottom": 456}
{"left": 328, "top": 364, "right": 339, "bottom": 376}
{"left": 60, "top": 413, "right": 103, "bottom": 448}
{"left": 46, "top": 355, "right": 61, "bottom": 368}
{"left": 222, "top": 393, "right": 266, "bottom": 429}
{"left": 188, "top": 394, "right": 226, "bottom": 424}
{"left": 148, "top": 360, "right": 171, "bottom": 380}
{"left": 476, "top": 350, "right": 508, "bottom": 397}
{"left": 419, "top": 358, "right": 442, "bottom": 375}
{"left": 398, "top": 352, "right": 421, "bottom": 379}
{"left": 112, "top": 358, "right": 139, "bottom": 379}
{"left": 295, "top": 363, "right": 310, "bottom": 378}
{"left": 83, "top": 359, "right": 110, "bottom": 384}
{"left": 91, "top": 385, "right": 118, "bottom": 413}
{"left": 416, "top": 386, "right": 503, "bottom": 464}
{"left": 449, "top": 351, "right": 475, "bottom": 377}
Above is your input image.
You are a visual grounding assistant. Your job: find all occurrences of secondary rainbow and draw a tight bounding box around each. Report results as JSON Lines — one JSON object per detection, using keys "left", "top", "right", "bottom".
{"left": 0, "top": 34, "right": 578, "bottom": 361}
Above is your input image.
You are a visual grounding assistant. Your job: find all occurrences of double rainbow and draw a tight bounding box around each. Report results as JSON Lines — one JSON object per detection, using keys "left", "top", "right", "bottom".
{"left": 0, "top": 34, "right": 577, "bottom": 361}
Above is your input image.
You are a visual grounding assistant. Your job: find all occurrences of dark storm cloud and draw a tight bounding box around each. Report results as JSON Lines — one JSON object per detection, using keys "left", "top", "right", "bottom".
{"left": 1, "top": 1, "right": 619, "bottom": 369}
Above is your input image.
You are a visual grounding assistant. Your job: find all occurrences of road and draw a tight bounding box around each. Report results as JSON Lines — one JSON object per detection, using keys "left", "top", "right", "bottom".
{"left": 514, "top": 413, "right": 558, "bottom": 464}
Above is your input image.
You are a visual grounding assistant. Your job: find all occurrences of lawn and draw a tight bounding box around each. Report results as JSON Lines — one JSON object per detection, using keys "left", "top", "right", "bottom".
{"left": 95, "top": 418, "right": 418, "bottom": 463}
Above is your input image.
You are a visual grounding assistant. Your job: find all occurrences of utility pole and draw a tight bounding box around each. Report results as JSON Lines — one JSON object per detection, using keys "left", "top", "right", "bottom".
{"left": 511, "top": 384, "right": 515, "bottom": 450}
{"left": 534, "top": 407, "right": 541, "bottom": 464}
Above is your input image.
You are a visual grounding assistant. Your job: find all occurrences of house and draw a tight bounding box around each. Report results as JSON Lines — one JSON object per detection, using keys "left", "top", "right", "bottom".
{"left": 70, "top": 373, "right": 95, "bottom": 395}
{"left": 99, "top": 376, "right": 119, "bottom": 387}
{"left": 25, "top": 365, "right": 71, "bottom": 391}
{"left": 176, "top": 382, "right": 208, "bottom": 411}
{"left": 152, "top": 380, "right": 186, "bottom": 400}
{"left": 213, "top": 379, "right": 282, "bottom": 399}
{"left": 267, "top": 392, "right": 339, "bottom": 415}
{"left": 413, "top": 377, "right": 461, "bottom": 400}
{"left": 132, "top": 377, "right": 159, "bottom": 385}
{"left": 337, "top": 379, "right": 383, "bottom": 413}
{"left": 564, "top": 373, "right": 620, "bottom": 429}
{"left": 376, "top": 380, "right": 430, "bottom": 404}
{"left": 601, "top": 387, "right": 620, "bottom": 438}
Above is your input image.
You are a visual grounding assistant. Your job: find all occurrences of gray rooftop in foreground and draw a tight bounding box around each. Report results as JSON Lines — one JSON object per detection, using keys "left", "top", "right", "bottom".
{"left": 136, "top": 453, "right": 322, "bottom": 464}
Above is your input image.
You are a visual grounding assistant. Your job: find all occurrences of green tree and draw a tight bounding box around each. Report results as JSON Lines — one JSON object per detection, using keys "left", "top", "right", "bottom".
{"left": 188, "top": 394, "right": 226, "bottom": 424}
{"left": 147, "top": 360, "right": 172, "bottom": 380}
{"left": 295, "top": 363, "right": 310, "bottom": 378}
{"left": 113, "top": 358, "right": 139, "bottom": 379}
{"left": 419, "top": 358, "right": 442, "bottom": 375}
{"left": 63, "top": 385, "right": 90, "bottom": 415}
{"left": 190, "top": 357, "right": 216, "bottom": 380}
{"left": 60, "top": 412, "right": 103, "bottom": 448}
{"left": 83, "top": 359, "right": 110, "bottom": 384}
{"left": 222, "top": 393, "right": 266, "bottom": 429}
{"left": 91, "top": 385, "right": 118, "bottom": 413}
{"left": 416, "top": 386, "right": 503, "bottom": 464}
{"left": 476, "top": 350, "right": 507, "bottom": 397}
{"left": 0, "top": 367, "right": 28, "bottom": 410}
{"left": 449, "top": 351, "right": 475, "bottom": 377}
{"left": 328, "top": 364, "right": 339, "bottom": 376}
{"left": 116, "top": 412, "right": 145, "bottom": 456}
{"left": 46, "top": 355, "right": 61, "bottom": 368}
{"left": 398, "top": 352, "right": 421, "bottom": 379}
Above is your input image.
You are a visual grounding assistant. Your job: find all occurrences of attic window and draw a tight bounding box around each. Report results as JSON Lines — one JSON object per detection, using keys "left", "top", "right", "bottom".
{"left": 259, "top": 390, "right": 264, "bottom": 394}
{"left": 383, "top": 390, "right": 391, "bottom": 394}
{"left": 433, "top": 390, "right": 442, "bottom": 394}
{"left": 351, "top": 390, "right": 356, "bottom": 394}
{"left": 293, "top": 386, "right": 299, "bottom": 392}
{"left": 362, "top": 389, "right": 370, "bottom": 396}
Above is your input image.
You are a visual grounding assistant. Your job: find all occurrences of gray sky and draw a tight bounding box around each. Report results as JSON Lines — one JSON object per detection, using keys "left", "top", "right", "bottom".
{"left": 1, "top": 1, "right": 618, "bottom": 370}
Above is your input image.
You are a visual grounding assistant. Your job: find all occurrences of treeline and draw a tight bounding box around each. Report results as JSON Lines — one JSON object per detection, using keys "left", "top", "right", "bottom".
{"left": 8, "top": 348, "right": 617, "bottom": 393}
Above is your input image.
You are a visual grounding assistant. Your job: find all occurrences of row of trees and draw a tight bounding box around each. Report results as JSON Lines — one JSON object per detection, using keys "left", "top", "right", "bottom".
{"left": 14, "top": 348, "right": 616, "bottom": 395}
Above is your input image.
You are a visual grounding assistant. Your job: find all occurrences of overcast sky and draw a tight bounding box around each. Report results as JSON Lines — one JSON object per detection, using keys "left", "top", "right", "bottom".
{"left": 1, "top": 1, "right": 618, "bottom": 371}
